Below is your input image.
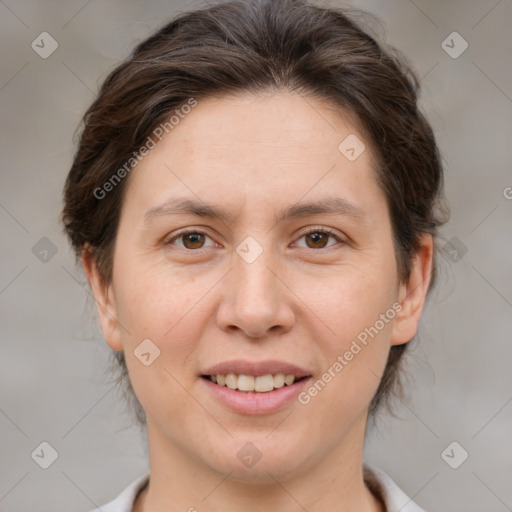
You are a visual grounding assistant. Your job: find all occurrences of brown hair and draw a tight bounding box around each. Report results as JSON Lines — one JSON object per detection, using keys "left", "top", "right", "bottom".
{"left": 62, "top": 0, "right": 448, "bottom": 424}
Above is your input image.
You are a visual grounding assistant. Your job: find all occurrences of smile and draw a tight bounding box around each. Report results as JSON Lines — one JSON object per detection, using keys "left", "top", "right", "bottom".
{"left": 200, "top": 375, "right": 312, "bottom": 415}
{"left": 201, "top": 373, "right": 309, "bottom": 392}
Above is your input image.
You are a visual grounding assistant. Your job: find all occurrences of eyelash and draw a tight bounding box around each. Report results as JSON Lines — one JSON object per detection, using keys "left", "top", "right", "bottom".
{"left": 165, "top": 226, "right": 345, "bottom": 253}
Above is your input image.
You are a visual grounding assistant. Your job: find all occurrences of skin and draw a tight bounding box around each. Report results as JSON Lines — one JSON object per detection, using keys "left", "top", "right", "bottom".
{"left": 83, "top": 91, "right": 433, "bottom": 512}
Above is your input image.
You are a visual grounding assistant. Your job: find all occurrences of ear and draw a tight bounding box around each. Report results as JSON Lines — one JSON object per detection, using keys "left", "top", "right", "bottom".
{"left": 81, "top": 246, "right": 123, "bottom": 351}
{"left": 391, "top": 234, "right": 434, "bottom": 346}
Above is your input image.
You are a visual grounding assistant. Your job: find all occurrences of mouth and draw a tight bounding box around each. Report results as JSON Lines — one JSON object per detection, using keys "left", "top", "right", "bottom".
{"left": 199, "top": 369, "right": 313, "bottom": 415}
{"left": 199, "top": 360, "right": 313, "bottom": 413}
{"left": 200, "top": 373, "right": 311, "bottom": 393}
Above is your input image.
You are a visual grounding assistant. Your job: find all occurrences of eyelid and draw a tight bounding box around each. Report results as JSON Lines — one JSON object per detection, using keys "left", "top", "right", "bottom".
{"left": 298, "top": 226, "right": 336, "bottom": 237}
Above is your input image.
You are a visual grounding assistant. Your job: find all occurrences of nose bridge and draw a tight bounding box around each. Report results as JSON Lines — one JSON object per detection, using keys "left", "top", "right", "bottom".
{"left": 216, "top": 237, "right": 294, "bottom": 337}
{"left": 234, "top": 241, "right": 277, "bottom": 301}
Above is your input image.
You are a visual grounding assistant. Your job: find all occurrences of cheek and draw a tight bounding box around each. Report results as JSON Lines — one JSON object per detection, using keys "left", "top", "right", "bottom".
{"left": 111, "top": 259, "right": 214, "bottom": 408}
{"left": 114, "top": 258, "right": 207, "bottom": 340}
{"left": 310, "top": 259, "right": 397, "bottom": 344}
{"left": 299, "top": 261, "right": 397, "bottom": 409}
{"left": 111, "top": 263, "right": 209, "bottom": 427}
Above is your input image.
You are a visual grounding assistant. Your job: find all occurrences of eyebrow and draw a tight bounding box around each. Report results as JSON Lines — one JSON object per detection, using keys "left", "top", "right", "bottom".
{"left": 143, "top": 196, "right": 366, "bottom": 225}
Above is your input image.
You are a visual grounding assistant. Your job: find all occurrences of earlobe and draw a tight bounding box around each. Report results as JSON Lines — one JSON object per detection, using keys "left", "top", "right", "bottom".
{"left": 81, "top": 247, "right": 124, "bottom": 351}
{"left": 390, "top": 234, "right": 434, "bottom": 346}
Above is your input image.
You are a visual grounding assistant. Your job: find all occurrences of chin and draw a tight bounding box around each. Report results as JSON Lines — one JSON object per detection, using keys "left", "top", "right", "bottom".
{"left": 216, "top": 458, "right": 306, "bottom": 485}
{"left": 204, "top": 436, "right": 312, "bottom": 484}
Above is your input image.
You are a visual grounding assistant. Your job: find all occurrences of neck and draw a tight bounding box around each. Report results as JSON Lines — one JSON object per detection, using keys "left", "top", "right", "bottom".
{"left": 134, "top": 416, "right": 384, "bottom": 512}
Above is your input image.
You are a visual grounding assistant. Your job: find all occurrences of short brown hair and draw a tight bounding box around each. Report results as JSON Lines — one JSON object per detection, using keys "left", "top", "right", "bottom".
{"left": 62, "top": 0, "right": 448, "bottom": 423}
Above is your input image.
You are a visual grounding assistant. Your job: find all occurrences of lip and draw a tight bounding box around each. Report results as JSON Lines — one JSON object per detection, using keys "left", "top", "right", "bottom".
{"left": 201, "top": 359, "right": 311, "bottom": 379}
{"left": 200, "top": 375, "right": 313, "bottom": 415}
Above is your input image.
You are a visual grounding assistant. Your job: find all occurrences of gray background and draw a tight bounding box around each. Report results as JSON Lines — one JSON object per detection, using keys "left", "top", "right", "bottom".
{"left": 1, "top": 0, "right": 511, "bottom": 511}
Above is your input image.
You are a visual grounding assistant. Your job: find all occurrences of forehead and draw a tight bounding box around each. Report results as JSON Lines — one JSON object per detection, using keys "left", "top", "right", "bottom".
{"left": 166, "top": 91, "right": 369, "bottom": 159}
{"left": 124, "top": 91, "right": 384, "bottom": 219}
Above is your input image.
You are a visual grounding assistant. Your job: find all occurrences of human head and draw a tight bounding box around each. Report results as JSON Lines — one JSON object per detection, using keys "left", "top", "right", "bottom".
{"left": 62, "top": 0, "right": 448, "bottom": 426}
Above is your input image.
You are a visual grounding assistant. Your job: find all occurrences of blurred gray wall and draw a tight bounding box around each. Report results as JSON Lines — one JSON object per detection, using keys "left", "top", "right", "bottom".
{"left": 1, "top": 1, "right": 511, "bottom": 510}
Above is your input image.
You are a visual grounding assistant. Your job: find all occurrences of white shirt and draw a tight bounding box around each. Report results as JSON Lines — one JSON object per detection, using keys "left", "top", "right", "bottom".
{"left": 89, "top": 464, "right": 426, "bottom": 512}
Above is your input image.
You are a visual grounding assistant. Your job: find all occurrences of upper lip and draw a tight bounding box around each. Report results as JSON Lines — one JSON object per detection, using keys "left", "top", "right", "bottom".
{"left": 201, "top": 359, "right": 311, "bottom": 378}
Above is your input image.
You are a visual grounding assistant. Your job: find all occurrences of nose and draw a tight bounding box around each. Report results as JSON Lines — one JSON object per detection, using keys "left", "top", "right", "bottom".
{"left": 215, "top": 247, "right": 295, "bottom": 339}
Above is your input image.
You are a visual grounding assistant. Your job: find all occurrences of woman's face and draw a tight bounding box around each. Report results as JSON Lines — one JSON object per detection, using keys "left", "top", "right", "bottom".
{"left": 87, "top": 91, "right": 431, "bottom": 482}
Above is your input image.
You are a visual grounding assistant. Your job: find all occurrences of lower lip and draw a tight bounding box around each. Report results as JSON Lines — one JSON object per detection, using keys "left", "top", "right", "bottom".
{"left": 200, "top": 377, "right": 312, "bottom": 415}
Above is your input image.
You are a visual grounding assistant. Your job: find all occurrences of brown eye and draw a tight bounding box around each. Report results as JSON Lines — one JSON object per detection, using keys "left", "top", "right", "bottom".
{"left": 167, "top": 230, "right": 215, "bottom": 251}
{"left": 295, "top": 228, "right": 341, "bottom": 250}
{"left": 305, "top": 232, "right": 330, "bottom": 249}
{"left": 181, "top": 232, "right": 206, "bottom": 249}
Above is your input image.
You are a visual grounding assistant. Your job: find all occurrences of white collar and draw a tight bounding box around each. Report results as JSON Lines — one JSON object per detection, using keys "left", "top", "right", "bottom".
{"left": 363, "top": 463, "right": 427, "bottom": 512}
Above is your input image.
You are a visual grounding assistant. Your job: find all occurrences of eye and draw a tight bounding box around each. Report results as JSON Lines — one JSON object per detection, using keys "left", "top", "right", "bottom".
{"left": 166, "top": 229, "right": 217, "bottom": 251}
{"left": 164, "top": 227, "right": 344, "bottom": 252}
{"left": 294, "top": 227, "right": 343, "bottom": 250}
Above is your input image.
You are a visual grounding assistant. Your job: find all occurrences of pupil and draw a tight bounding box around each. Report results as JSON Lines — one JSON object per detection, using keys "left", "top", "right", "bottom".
{"left": 308, "top": 232, "right": 327, "bottom": 248}
{"left": 186, "top": 233, "right": 204, "bottom": 248}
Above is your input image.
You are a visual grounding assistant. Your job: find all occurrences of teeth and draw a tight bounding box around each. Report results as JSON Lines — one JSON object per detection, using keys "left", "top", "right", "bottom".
{"left": 255, "top": 374, "right": 274, "bottom": 392}
{"left": 273, "top": 373, "right": 285, "bottom": 388}
{"left": 284, "top": 374, "right": 295, "bottom": 386}
{"left": 208, "top": 373, "right": 299, "bottom": 392}
{"left": 225, "top": 373, "right": 237, "bottom": 390}
{"left": 237, "top": 374, "right": 255, "bottom": 391}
